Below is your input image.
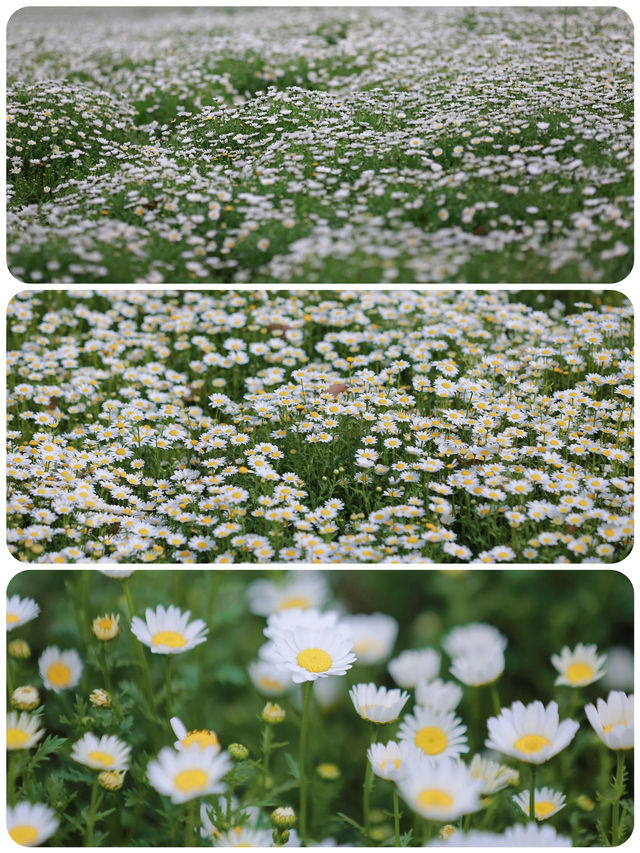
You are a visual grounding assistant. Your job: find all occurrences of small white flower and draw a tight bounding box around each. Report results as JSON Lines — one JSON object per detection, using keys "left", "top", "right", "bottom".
{"left": 147, "top": 745, "right": 231, "bottom": 804}
{"left": 131, "top": 604, "right": 208, "bottom": 654}
{"left": 349, "top": 682, "right": 409, "bottom": 724}
{"left": 7, "top": 595, "right": 40, "bottom": 631}
{"left": 342, "top": 612, "right": 398, "bottom": 664}
{"left": 71, "top": 732, "right": 131, "bottom": 771}
{"left": 6, "top": 711, "right": 45, "bottom": 750}
{"left": 388, "top": 648, "right": 441, "bottom": 688}
{"left": 7, "top": 802, "right": 59, "bottom": 846}
{"left": 397, "top": 757, "right": 482, "bottom": 821}
{"left": 38, "top": 646, "right": 83, "bottom": 693}
{"left": 513, "top": 786, "right": 566, "bottom": 820}
{"left": 368, "top": 739, "right": 422, "bottom": 781}
{"left": 584, "top": 691, "right": 634, "bottom": 750}
{"left": 399, "top": 706, "right": 468, "bottom": 760}
{"left": 551, "top": 643, "right": 607, "bottom": 687}
{"left": 170, "top": 716, "right": 221, "bottom": 752}
{"left": 415, "top": 678, "right": 463, "bottom": 712}
{"left": 486, "top": 700, "right": 579, "bottom": 764}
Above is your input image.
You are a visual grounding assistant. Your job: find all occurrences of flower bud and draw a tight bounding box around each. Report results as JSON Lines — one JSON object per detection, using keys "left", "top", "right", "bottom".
{"left": 577, "top": 794, "right": 595, "bottom": 812}
{"left": 439, "top": 825, "right": 457, "bottom": 841}
{"left": 8, "top": 639, "right": 31, "bottom": 659}
{"left": 316, "top": 762, "right": 340, "bottom": 780}
{"left": 92, "top": 613, "right": 120, "bottom": 641}
{"left": 228, "top": 743, "right": 249, "bottom": 761}
{"left": 11, "top": 685, "right": 40, "bottom": 711}
{"left": 99, "top": 770, "right": 125, "bottom": 791}
{"left": 271, "top": 807, "right": 296, "bottom": 829}
{"left": 261, "top": 702, "right": 285, "bottom": 724}
{"left": 89, "top": 688, "right": 112, "bottom": 707}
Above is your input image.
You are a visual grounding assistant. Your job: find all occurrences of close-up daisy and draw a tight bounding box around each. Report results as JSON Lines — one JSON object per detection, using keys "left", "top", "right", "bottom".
{"left": 7, "top": 594, "right": 40, "bottom": 631}
{"left": 38, "top": 646, "right": 83, "bottom": 693}
{"left": 388, "top": 648, "right": 441, "bottom": 689}
{"left": 397, "top": 756, "right": 482, "bottom": 822}
{"left": 131, "top": 604, "right": 208, "bottom": 654}
{"left": 147, "top": 745, "right": 231, "bottom": 804}
{"left": 170, "top": 716, "right": 221, "bottom": 753}
{"left": 584, "top": 691, "right": 634, "bottom": 750}
{"left": 7, "top": 711, "right": 45, "bottom": 751}
{"left": 71, "top": 732, "right": 131, "bottom": 771}
{"left": 551, "top": 643, "right": 607, "bottom": 688}
{"left": 349, "top": 683, "right": 410, "bottom": 724}
{"left": 398, "top": 706, "right": 469, "bottom": 760}
{"left": 7, "top": 801, "right": 59, "bottom": 846}
{"left": 485, "top": 700, "right": 579, "bottom": 764}
{"left": 268, "top": 626, "right": 356, "bottom": 683}
{"left": 513, "top": 786, "right": 566, "bottom": 820}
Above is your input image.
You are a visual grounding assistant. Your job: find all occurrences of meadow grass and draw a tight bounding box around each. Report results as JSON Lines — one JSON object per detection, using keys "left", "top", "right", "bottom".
{"left": 6, "top": 6, "right": 633, "bottom": 284}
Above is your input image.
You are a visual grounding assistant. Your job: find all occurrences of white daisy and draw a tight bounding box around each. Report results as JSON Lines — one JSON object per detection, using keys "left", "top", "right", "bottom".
{"left": 247, "top": 657, "right": 292, "bottom": 696}
{"left": 341, "top": 613, "right": 398, "bottom": 664}
{"left": 349, "top": 682, "right": 410, "bottom": 724}
{"left": 450, "top": 648, "right": 505, "bottom": 686}
{"left": 7, "top": 802, "right": 59, "bottom": 846}
{"left": 388, "top": 648, "right": 441, "bottom": 688}
{"left": 213, "top": 826, "right": 274, "bottom": 847}
{"left": 584, "top": 691, "right": 634, "bottom": 750}
{"left": 486, "top": 700, "right": 579, "bottom": 764}
{"left": 263, "top": 607, "right": 339, "bottom": 641}
{"left": 399, "top": 706, "right": 469, "bottom": 759}
{"left": 131, "top": 604, "right": 208, "bottom": 654}
{"left": 98, "top": 569, "right": 136, "bottom": 578}
{"left": 368, "top": 739, "right": 423, "bottom": 781}
{"left": 468, "top": 754, "right": 518, "bottom": 794}
{"left": 247, "top": 571, "right": 328, "bottom": 616}
{"left": 268, "top": 625, "right": 356, "bottom": 683}
{"left": 7, "top": 711, "right": 45, "bottom": 750}
{"left": 147, "top": 745, "right": 231, "bottom": 804}
{"left": 397, "top": 756, "right": 482, "bottom": 821}
{"left": 7, "top": 595, "right": 40, "bottom": 631}
{"left": 38, "top": 646, "right": 83, "bottom": 693}
{"left": 513, "top": 786, "right": 566, "bottom": 820}
{"left": 71, "top": 732, "right": 131, "bottom": 770}
{"left": 170, "top": 716, "right": 221, "bottom": 752}
{"left": 442, "top": 623, "right": 508, "bottom": 658}
{"left": 415, "top": 678, "right": 463, "bottom": 712}
{"left": 551, "top": 643, "right": 607, "bottom": 687}
{"left": 501, "top": 822, "right": 572, "bottom": 846}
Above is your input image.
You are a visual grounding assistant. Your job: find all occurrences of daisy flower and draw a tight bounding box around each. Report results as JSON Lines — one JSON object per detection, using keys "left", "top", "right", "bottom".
{"left": 551, "top": 643, "right": 607, "bottom": 687}
{"left": 513, "top": 786, "right": 566, "bottom": 820}
{"left": 246, "top": 571, "right": 328, "bottom": 616}
{"left": 131, "top": 604, "right": 208, "bottom": 654}
{"left": 415, "top": 678, "right": 463, "bottom": 712}
{"left": 501, "top": 822, "right": 572, "bottom": 846}
{"left": 485, "top": 700, "right": 579, "bottom": 764}
{"left": 170, "top": 716, "right": 221, "bottom": 752}
{"left": 147, "top": 745, "right": 231, "bottom": 804}
{"left": 213, "top": 826, "right": 274, "bottom": 847}
{"left": 7, "top": 595, "right": 40, "bottom": 631}
{"left": 468, "top": 754, "right": 519, "bottom": 794}
{"left": 397, "top": 756, "right": 482, "bottom": 821}
{"left": 7, "top": 711, "right": 45, "bottom": 750}
{"left": 7, "top": 802, "right": 59, "bottom": 846}
{"left": 450, "top": 648, "right": 505, "bottom": 686}
{"left": 342, "top": 612, "right": 398, "bottom": 664}
{"left": 399, "top": 706, "right": 469, "bottom": 759}
{"left": 584, "top": 691, "right": 634, "bottom": 750}
{"left": 38, "top": 646, "right": 83, "bottom": 693}
{"left": 98, "top": 569, "right": 136, "bottom": 578}
{"left": 268, "top": 625, "right": 356, "bottom": 683}
{"left": 349, "top": 683, "right": 410, "bottom": 724}
{"left": 263, "top": 607, "right": 339, "bottom": 641}
{"left": 367, "top": 739, "right": 422, "bottom": 781}
{"left": 71, "top": 732, "right": 131, "bottom": 771}
{"left": 442, "top": 623, "right": 508, "bottom": 658}
{"left": 388, "top": 648, "right": 441, "bottom": 688}
{"left": 247, "top": 658, "right": 292, "bottom": 696}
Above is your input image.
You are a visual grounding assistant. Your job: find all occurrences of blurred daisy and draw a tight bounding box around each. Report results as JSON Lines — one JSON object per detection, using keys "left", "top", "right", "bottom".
{"left": 99, "top": 569, "right": 136, "bottom": 578}
{"left": 450, "top": 648, "right": 505, "bottom": 686}
{"left": 415, "top": 678, "right": 463, "bottom": 711}
{"left": 171, "top": 716, "right": 221, "bottom": 752}
{"left": 368, "top": 739, "right": 422, "bottom": 781}
{"left": 442, "top": 623, "right": 507, "bottom": 658}
{"left": 513, "top": 786, "right": 566, "bottom": 820}
{"left": 397, "top": 757, "right": 482, "bottom": 821}
{"left": 349, "top": 683, "right": 409, "bottom": 724}
{"left": 213, "top": 826, "right": 274, "bottom": 847}
{"left": 38, "top": 646, "right": 83, "bottom": 693}
{"left": 264, "top": 607, "right": 339, "bottom": 641}
{"left": 248, "top": 657, "right": 292, "bottom": 696}
{"left": 7, "top": 711, "right": 45, "bottom": 750}
{"left": 584, "top": 691, "right": 634, "bottom": 750}
{"left": 269, "top": 625, "right": 356, "bottom": 683}
{"left": 131, "top": 604, "right": 208, "bottom": 654}
{"left": 468, "top": 754, "right": 518, "bottom": 794}
{"left": 388, "top": 648, "right": 441, "bottom": 688}
{"left": 601, "top": 646, "right": 633, "bottom": 691}
{"left": 486, "top": 700, "right": 579, "bottom": 764}
{"left": 71, "top": 732, "right": 131, "bottom": 770}
{"left": 342, "top": 613, "right": 398, "bottom": 664}
{"left": 247, "top": 571, "right": 328, "bottom": 616}
{"left": 551, "top": 643, "right": 607, "bottom": 687}
{"left": 147, "top": 745, "right": 231, "bottom": 804}
{"left": 399, "top": 706, "right": 468, "bottom": 759}
{"left": 501, "top": 822, "right": 572, "bottom": 846}
{"left": 7, "top": 802, "right": 59, "bottom": 846}
{"left": 7, "top": 595, "right": 40, "bottom": 631}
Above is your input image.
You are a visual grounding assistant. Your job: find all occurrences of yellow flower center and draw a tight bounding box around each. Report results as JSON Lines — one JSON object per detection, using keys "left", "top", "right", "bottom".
{"left": 418, "top": 788, "right": 453, "bottom": 808}
{"left": 513, "top": 734, "right": 551, "bottom": 755}
{"left": 7, "top": 728, "right": 30, "bottom": 749}
{"left": 88, "top": 751, "right": 114, "bottom": 767}
{"left": 174, "top": 768, "right": 208, "bottom": 793}
{"left": 181, "top": 731, "right": 219, "bottom": 749}
{"left": 259, "top": 676, "right": 284, "bottom": 691}
{"left": 565, "top": 663, "right": 594, "bottom": 684}
{"left": 603, "top": 720, "right": 627, "bottom": 734}
{"left": 278, "top": 596, "right": 310, "bottom": 610}
{"left": 353, "top": 638, "right": 385, "bottom": 657}
{"left": 7, "top": 612, "right": 19, "bottom": 624}
{"left": 153, "top": 630, "right": 186, "bottom": 649}
{"left": 297, "top": 648, "right": 332, "bottom": 673}
{"left": 10, "top": 825, "right": 39, "bottom": 845}
{"left": 380, "top": 758, "right": 402, "bottom": 772}
{"left": 47, "top": 662, "right": 71, "bottom": 687}
{"left": 535, "top": 801, "right": 556, "bottom": 818}
{"left": 415, "top": 726, "right": 448, "bottom": 755}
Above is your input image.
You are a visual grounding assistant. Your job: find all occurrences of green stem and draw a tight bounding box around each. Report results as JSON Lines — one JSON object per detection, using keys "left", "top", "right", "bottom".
{"left": 393, "top": 786, "right": 400, "bottom": 846}
{"left": 263, "top": 724, "right": 273, "bottom": 791}
{"left": 85, "top": 775, "right": 103, "bottom": 846}
{"left": 184, "top": 799, "right": 198, "bottom": 846}
{"left": 123, "top": 578, "right": 159, "bottom": 722}
{"left": 529, "top": 765, "right": 537, "bottom": 822}
{"left": 299, "top": 681, "right": 314, "bottom": 842}
{"left": 7, "top": 656, "right": 15, "bottom": 695}
{"left": 490, "top": 682, "right": 502, "bottom": 716}
{"left": 99, "top": 643, "right": 112, "bottom": 692}
{"left": 165, "top": 655, "right": 174, "bottom": 717}
{"left": 7, "top": 752, "right": 23, "bottom": 807}
{"left": 363, "top": 724, "right": 378, "bottom": 840}
{"left": 611, "top": 751, "right": 625, "bottom": 845}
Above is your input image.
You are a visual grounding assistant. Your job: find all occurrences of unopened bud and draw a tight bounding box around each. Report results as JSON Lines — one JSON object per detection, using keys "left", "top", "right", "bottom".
{"left": 316, "top": 762, "right": 340, "bottom": 780}
{"left": 11, "top": 685, "right": 40, "bottom": 711}
{"left": 89, "top": 688, "right": 112, "bottom": 707}
{"left": 261, "top": 702, "right": 286, "bottom": 724}
{"left": 439, "top": 825, "right": 457, "bottom": 840}
{"left": 92, "top": 613, "right": 120, "bottom": 641}
{"left": 271, "top": 807, "right": 296, "bottom": 829}
{"left": 228, "top": 743, "right": 249, "bottom": 761}
{"left": 98, "top": 769, "right": 125, "bottom": 791}
{"left": 577, "top": 794, "right": 595, "bottom": 812}
{"left": 8, "top": 639, "right": 31, "bottom": 659}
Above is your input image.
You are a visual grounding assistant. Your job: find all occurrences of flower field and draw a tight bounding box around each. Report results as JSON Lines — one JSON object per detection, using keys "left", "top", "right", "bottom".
{"left": 6, "top": 569, "right": 634, "bottom": 847}
{"left": 6, "top": 289, "right": 633, "bottom": 564}
{"left": 6, "top": 6, "right": 633, "bottom": 284}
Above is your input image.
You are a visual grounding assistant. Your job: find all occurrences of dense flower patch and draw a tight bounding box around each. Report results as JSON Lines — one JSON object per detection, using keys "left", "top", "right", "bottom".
{"left": 6, "top": 6, "right": 633, "bottom": 283}
{"left": 6, "top": 289, "right": 633, "bottom": 564}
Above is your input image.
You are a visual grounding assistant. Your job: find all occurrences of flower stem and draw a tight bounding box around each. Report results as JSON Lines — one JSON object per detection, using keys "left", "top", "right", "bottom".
{"left": 85, "top": 775, "right": 103, "bottom": 846}
{"left": 363, "top": 724, "right": 378, "bottom": 840}
{"left": 184, "top": 799, "right": 198, "bottom": 847}
{"left": 393, "top": 786, "right": 401, "bottom": 846}
{"left": 490, "top": 682, "right": 502, "bottom": 716}
{"left": 165, "top": 654, "right": 174, "bottom": 717}
{"left": 99, "top": 643, "right": 112, "bottom": 692}
{"left": 123, "top": 578, "right": 159, "bottom": 722}
{"left": 298, "top": 681, "right": 314, "bottom": 842}
{"left": 529, "top": 765, "right": 537, "bottom": 822}
{"left": 262, "top": 723, "right": 273, "bottom": 792}
{"left": 611, "top": 751, "right": 625, "bottom": 845}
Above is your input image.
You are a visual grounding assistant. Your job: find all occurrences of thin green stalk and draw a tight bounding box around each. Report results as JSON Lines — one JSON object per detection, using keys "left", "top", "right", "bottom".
{"left": 611, "top": 750, "right": 625, "bottom": 846}
{"left": 99, "top": 643, "right": 112, "bottom": 692}
{"left": 123, "top": 578, "right": 159, "bottom": 722}
{"left": 393, "top": 786, "right": 400, "bottom": 846}
{"left": 529, "top": 765, "right": 537, "bottom": 822}
{"left": 363, "top": 724, "right": 378, "bottom": 840}
{"left": 490, "top": 682, "right": 502, "bottom": 716}
{"left": 299, "top": 681, "right": 314, "bottom": 842}
{"left": 262, "top": 723, "right": 273, "bottom": 791}
{"left": 7, "top": 752, "right": 23, "bottom": 807}
{"left": 165, "top": 655, "right": 175, "bottom": 717}
{"left": 7, "top": 656, "right": 15, "bottom": 694}
{"left": 85, "top": 775, "right": 103, "bottom": 846}
{"left": 184, "top": 799, "right": 198, "bottom": 847}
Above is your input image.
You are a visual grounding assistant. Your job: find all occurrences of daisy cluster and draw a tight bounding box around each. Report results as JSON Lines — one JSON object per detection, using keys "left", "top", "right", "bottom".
{"left": 6, "top": 289, "right": 633, "bottom": 564}
{"left": 6, "top": 6, "right": 633, "bottom": 283}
